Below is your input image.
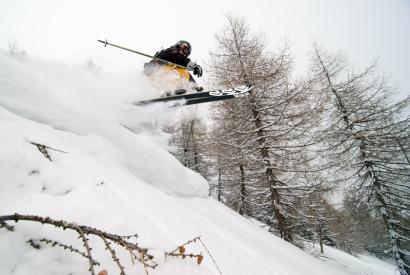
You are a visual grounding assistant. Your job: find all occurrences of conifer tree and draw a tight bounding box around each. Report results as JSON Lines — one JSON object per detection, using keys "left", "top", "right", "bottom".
{"left": 312, "top": 46, "right": 410, "bottom": 274}
{"left": 165, "top": 117, "right": 210, "bottom": 178}
{"left": 208, "top": 15, "right": 322, "bottom": 243}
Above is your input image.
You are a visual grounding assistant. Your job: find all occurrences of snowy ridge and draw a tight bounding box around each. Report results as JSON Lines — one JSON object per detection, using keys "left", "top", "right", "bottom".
{"left": 0, "top": 53, "right": 395, "bottom": 275}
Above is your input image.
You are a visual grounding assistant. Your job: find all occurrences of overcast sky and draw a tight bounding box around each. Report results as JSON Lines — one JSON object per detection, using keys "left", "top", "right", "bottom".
{"left": 1, "top": 0, "right": 409, "bottom": 98}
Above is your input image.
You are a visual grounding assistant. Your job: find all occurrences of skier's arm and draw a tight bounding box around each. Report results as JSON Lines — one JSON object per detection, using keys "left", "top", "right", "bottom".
{"left": 157, "top": 49, "right": 191, "bottom": 67}
{"left": 156, "top": 48, "right": 202, "bottom": 77}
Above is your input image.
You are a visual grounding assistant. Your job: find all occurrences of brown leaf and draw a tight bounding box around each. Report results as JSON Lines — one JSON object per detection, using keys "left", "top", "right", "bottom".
{"left": 98, "top": 270, "right": 108, "bottom": 275}
{"left": 197, "top": 254, "right": 204, "bottom": 265}
{"left": 179, "top": 246, "right": 185, "bottom": 254}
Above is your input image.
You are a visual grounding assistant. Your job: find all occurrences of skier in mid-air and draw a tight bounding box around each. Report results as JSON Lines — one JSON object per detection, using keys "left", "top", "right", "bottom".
{"left": 97, "top": 38, "right": 253, "bottom": 105}
{"left": 143, "top": 40, "right": 203, "bottom": 94}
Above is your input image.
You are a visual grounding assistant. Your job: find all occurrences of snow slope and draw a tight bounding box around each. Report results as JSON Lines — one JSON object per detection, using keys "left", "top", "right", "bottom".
{"left": 306, "top": 244, "right": 397, "bottom": 275}
{"left": 0, "top": 53, "right": 395, "bottom": 275}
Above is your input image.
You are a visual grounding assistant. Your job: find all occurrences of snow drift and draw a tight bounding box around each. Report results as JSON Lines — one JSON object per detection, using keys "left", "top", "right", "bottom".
{"left": 0, "top": 53, "right": 396, "bottom": 275}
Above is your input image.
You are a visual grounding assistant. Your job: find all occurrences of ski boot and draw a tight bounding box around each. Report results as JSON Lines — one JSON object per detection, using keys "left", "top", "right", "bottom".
{"left": 163, "top": 89, "right": 186, "bottom": 97}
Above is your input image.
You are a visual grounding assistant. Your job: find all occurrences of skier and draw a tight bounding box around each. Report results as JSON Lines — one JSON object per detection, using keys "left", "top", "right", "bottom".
{"left": 143, "top": 40, "right": 203, "bottom": 94}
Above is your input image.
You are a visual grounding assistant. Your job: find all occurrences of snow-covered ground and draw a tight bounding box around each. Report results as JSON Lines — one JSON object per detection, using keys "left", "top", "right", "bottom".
{"left": 306, "top": 244, "right": 397, "bottom": 275}
{"left": 0, "top": 53, "right": 397, "bottom": 275}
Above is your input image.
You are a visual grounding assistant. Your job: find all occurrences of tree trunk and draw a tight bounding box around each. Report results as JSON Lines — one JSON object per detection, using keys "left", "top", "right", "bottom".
{"left": 318, "top": 221, "right": 324, "bottom": 254}
{"left": 252, "top": 108, "right": 293, "bottom": 242}
{"left": 238, "top": 164, "right": 247, "bottom": 216}
{"left": 217, "top": 168, "right": 222, "bottom": 202}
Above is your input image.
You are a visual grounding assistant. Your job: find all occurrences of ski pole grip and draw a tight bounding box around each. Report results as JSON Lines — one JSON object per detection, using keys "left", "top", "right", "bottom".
{"left": 97, "top": 39, "right": 108, "bottom": 47}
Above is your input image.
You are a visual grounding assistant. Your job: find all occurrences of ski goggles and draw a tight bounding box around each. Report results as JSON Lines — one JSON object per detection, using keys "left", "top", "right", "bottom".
{"left": 179, "top": 43, "right": 191, "bottom": 56}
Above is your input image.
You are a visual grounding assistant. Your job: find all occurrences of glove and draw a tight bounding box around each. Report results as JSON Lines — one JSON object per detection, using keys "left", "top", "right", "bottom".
{"left": 193, "top": 64, "right": 203, "bottom": 77}
{"left": 187, "top": 61, "right": 203, "bottom": 77}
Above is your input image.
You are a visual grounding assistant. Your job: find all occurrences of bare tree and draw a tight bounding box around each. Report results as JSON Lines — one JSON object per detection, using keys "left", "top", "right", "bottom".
{"left": 312, "top": 46, "right": 410, "bottom": 274}
{"left": 165, "top": 117, "right": 211, "bottom": 178}
{"left": 208, "top": 15, "right": 324, "bottom": 243}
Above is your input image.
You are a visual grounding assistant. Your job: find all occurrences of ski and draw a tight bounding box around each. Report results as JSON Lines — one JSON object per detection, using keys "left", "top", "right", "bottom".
{"left": 134, "top": 85, "right": 253, "bottom": 107}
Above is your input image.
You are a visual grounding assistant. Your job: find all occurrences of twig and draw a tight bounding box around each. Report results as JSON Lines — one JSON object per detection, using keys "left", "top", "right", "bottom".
{"left": 27, "top": 239, "right": 41, "bottom": 249}
{"left": 0, "top": 214, "right": 158, "bottom": 273}
{"left": 76, "top": 226, "right": 96, "bottom": 275}
{"left": 0, "top": 214, "right": 150, "bottom": 256}
{"left": 0, "top": 220, "right": 14, "bottom": 231}
{"left": 115, "top": 237, "right": 157, "bottom": 269}
{"left": 34, "top": 238, "right": 101, "bottom": 266}
{"left": 118, "top": 233, "right": 139, "bottom": 240}
{"left": 165, "top": 236, "right": 205, "bottom": 266}
{"left": 167, "top": 251, "right": 202, "bottom": 258}
{"left": 141, "top": 251, "right": 149, "bottom": 275}
{"left": 198, "top": 237, "right": 223, "bottom": 275}
{"left": 168, "top": 236, "right": 202, "bottom": 255}
{"left": 29, "top": 141, "right": 68, "bottom": 154}
{"left": 101, "top": 236, "right": 125, "bottom": 275}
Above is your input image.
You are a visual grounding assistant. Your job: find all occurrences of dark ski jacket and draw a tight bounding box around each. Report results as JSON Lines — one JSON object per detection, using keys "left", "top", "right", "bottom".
{"left": 143, "top": 46, "right": 195, "bottom": 82}
{"left": 155, "top": 46, "right": 191, "bottom": 67}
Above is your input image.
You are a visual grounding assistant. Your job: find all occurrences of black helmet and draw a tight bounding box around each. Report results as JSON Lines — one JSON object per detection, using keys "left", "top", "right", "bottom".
{"left": 174, "top": 40, "right": 191, "bottom": 56}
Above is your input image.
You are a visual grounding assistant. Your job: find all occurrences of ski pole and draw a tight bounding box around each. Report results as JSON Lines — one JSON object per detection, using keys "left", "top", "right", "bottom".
{"left": 97, "top": 39, "right": 188, "bottom": 69}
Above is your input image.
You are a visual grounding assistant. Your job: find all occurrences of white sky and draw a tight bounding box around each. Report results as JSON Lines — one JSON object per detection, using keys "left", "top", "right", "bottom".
{"left": 1, "top": 0, "right": 409, "bottom": 98}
